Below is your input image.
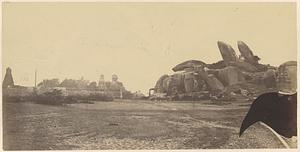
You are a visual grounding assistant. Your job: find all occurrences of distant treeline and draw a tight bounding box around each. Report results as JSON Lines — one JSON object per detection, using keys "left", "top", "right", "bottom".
{"left": 38, "top": 78, "right": 97, "bottom": 89}
{"left": 3, "top": 89, "right": 114, "bottom": 106}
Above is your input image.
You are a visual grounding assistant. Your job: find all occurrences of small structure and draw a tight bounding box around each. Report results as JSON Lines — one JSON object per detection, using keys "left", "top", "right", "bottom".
{"left": 3, "top": 67, "right": 14, "bottom": 88}
{"left": 98, "top": 74, "right": 106, "bottom": 90}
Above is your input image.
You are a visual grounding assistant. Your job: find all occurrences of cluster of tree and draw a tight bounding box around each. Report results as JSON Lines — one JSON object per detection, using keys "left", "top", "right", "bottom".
{"left": 37, "top": 77, "right": 98, "bottom": 89}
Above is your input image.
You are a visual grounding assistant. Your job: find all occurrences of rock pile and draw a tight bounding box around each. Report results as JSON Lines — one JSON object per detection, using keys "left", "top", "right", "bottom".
{"left": 150, "top": 41, "right": 279, "bottom": 101}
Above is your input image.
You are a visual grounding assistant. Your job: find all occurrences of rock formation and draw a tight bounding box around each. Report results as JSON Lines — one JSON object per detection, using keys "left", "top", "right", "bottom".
{"left": 151, "top": 41, "right": 285, "bottom": 101}
{"left": 206, "top": 74, "right": 224, "bottom": 91}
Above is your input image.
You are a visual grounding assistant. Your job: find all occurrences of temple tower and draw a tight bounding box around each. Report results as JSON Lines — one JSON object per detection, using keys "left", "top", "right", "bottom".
{"left": 3, "top": 67, "right": 14, "bottom": 88}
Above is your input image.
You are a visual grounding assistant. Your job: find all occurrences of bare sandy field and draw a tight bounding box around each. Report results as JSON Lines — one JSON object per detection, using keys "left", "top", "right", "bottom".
{"left": 3, "top": 100, "right": 285, "bottom": 150}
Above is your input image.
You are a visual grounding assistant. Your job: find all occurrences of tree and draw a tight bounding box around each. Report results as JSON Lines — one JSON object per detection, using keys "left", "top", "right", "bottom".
{"left": 76, "top": 77, "right": 89, "bottom": 89}
{"left": 59, "top": 78, "right": 89, "bottom": 89}
{"left": 88, "top": 81, "right": 97, "bottom": 89}
{"left": 60, "top": 79, "right": 78, "bottom": 88}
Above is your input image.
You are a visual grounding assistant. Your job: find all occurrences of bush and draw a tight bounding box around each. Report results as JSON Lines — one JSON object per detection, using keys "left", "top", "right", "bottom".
{"left": 69, "top": 93, "right": 113, "bottom": 102}
{"left": 32, "top": 89, "right": 66, "bottom": 105}
{"left": 2, "top": 95, "right": 23, "bottom": 102}
{"left": 4, "top": 89, "right": 114, "bottom": 106}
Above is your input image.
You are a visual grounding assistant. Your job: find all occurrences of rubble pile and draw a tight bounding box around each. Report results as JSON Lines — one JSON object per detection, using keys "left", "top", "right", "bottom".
{"left": 150, "top": 41, "right": 279, "bottom": 101}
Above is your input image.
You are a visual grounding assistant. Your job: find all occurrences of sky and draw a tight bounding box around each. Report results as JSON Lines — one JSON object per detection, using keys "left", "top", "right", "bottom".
{"left": 2, "top": 2, "right": 297, "bottom": 94}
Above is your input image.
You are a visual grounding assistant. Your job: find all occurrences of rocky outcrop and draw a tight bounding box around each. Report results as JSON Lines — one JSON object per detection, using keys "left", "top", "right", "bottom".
{"left": 151, "top": 41, "right": 285, "bottom": 101}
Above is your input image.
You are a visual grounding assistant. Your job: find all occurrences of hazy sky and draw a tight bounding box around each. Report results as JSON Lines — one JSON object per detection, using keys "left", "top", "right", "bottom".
{"left": 2, "top": 2, "right": 297, "bottom": 94}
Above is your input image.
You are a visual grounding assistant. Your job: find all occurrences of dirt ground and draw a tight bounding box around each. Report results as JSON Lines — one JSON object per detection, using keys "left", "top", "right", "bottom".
{"left": 3, "top": 100, "right": 287, "bottom": 150}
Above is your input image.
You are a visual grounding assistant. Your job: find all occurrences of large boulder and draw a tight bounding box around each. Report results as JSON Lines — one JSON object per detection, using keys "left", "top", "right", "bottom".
{"left": 158, "top": 73, "right": 189, "bottom": 95}
{"left": 154, "top": 75, "right": 169, "bottom": 93}
{"left": 217, "top": 66, "right": 245, "bottom": 86}
{"left": 237, "top": 41, "right": 260, "bottom": 65}
{"left": 228, "top": 61, "right": 258, "bottom": 72}
{"left": 172, "top": 60, "right": 206, "bottom": 72}
{"left": 169, "top": 73, "right": 186, "bottom": 94}
{"left": 243, "top": 71, "right": 265, "bottom": 85}
{"left": 183, "top": 72, "right": 206, "bottom": 93}
{"left": 206, "top": 60, "right": 226, "bottom": 69}
{"left": 217, "top": 41, "right": 238, "bottom": 64}
{"left": 184, "top": 72, "right": 196, "bottom": 93}
{"left": 263, "top": 69, "right": 277, "bottom": 88}
{"left": 206, "top": 74, "right": 225, "bottom": 91}
{"left": 162, "top": 76, "right": 172, "bottom": 94}
{"left": 277, "top": 61, "right": 297, "bottom": 94}
{"left": 194, "top": 67, "right": 224, "bottom": 92}
{"left": 153, "top": 73, "right": 190, "bottom": 95}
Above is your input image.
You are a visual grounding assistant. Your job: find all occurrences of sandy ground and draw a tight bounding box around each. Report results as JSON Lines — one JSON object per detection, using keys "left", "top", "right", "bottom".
{"left": 3, "top": 100, "right": 288, "bottom": 150}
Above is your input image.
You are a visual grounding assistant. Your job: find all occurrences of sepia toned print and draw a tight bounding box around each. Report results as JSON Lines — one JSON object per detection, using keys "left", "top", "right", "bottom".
{"left": 2, "top": 2, "right": 297, "bottom": 150}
